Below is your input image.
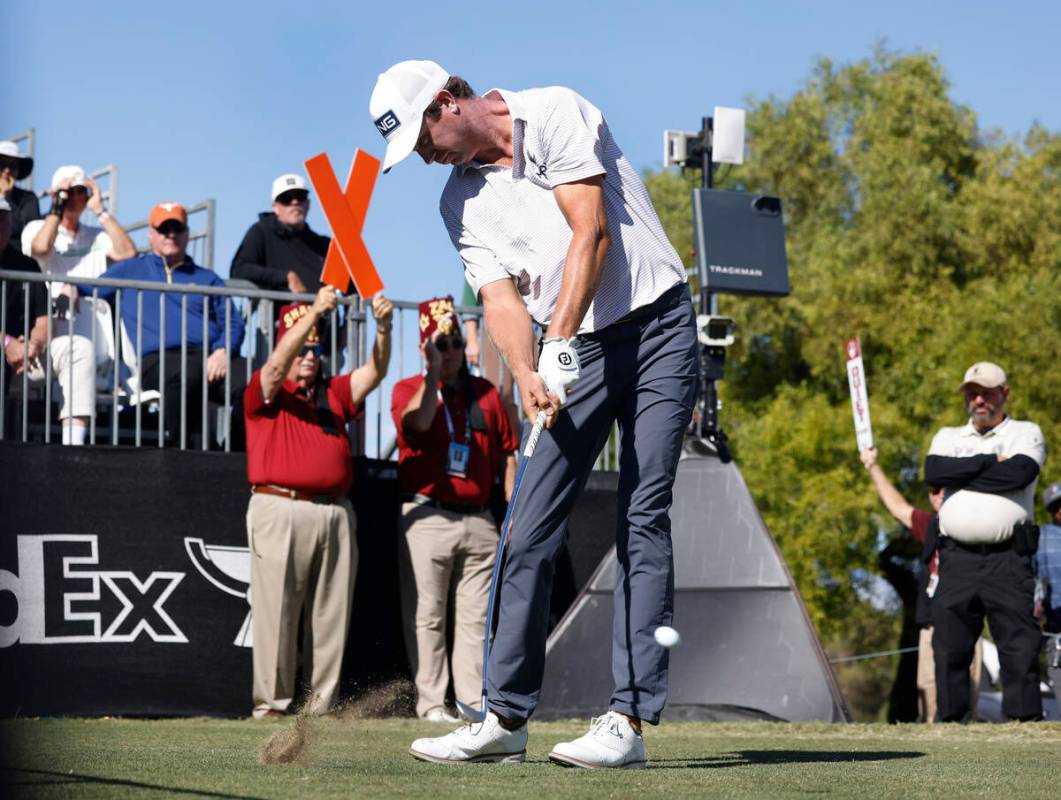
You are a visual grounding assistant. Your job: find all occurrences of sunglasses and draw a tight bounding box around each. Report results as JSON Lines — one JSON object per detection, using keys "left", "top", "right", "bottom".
{"left": 155, "top": 221, "right": 188, "bottom": 236}
{"left": 434, "top": 336, "right": 464, "bottom": 353}
{"left": 276, "top": 190, "right": 309, "bottom": 206}
{"left": 299, "top": 344, "right": 322, "bottom": 359}
{"left": 67, "top": 186, "right": 90, "bottom": 197}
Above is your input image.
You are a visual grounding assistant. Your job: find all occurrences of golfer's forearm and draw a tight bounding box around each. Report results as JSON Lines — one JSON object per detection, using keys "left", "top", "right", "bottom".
{"left": 545, "top": 229, "right": 608, "bottom": 340}
{"left": 867, "top": 465, "right": 914, "bottom": 529}
{"left": 481, "top": 289, "right": 536, "bottom": 383}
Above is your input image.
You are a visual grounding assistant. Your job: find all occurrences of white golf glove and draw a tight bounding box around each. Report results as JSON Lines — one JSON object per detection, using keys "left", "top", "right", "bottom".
{"left": 537, "top": 337, "right": 581, "bottom": 406}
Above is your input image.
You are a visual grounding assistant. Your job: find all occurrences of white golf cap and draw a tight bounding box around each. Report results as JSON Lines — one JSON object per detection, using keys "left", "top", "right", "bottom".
{"left": 958, "top": 361, "right": 1007, "bottom": 391}
{"left": 271, "top": 173, "right": 308, "bottom": 201}
{"left": 369, "top": 60, "right": 450, "bottom": 173}
{"left": 50, "top": 165, "right": 89, "bottom": 192}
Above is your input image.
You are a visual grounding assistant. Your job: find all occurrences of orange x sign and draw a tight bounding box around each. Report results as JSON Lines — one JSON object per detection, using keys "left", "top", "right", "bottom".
{"left": 304, "top": 149, "right": 385, "bottom": 297}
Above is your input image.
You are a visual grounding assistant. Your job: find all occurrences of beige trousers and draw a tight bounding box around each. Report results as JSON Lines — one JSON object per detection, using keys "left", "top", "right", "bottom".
{"left": 398, "top": 502, "right": 498, "bottom": 718}
{"left": 26, "top": 334, "right": 96, "bottom": 420}
{"left": 917, "top": 626, "right": 982, "bottom": 723}
{"left": 247, "top": 492, "right": 357, "bottom": 717}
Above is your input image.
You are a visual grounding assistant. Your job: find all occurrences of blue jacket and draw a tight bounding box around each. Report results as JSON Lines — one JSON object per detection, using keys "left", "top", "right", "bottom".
{"left": 80, "top": 253, "right": 245, "bottom": 356}
{"left": 1036, "top": 523, "right": 1061, "bottom": 632}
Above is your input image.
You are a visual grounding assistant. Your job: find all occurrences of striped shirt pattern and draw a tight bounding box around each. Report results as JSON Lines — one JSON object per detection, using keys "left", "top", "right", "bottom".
{"left": 440, "top": 86, "right": 685, "bottom": 334}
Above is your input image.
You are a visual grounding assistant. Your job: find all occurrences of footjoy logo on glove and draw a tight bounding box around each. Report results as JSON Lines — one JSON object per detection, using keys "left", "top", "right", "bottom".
{"left": 559, "top": 353, "right": 573, "bottom": 367}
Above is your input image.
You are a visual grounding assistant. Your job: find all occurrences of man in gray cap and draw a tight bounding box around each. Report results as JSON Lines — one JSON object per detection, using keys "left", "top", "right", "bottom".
{"left": 0, "top": 140, "right": 41, "bottom": 242}
{"left": 1036, "top": 482, "right": 1061, "bottom": 709}
{"left": 924, "top": 361, "right": 1046, "bottom": 721}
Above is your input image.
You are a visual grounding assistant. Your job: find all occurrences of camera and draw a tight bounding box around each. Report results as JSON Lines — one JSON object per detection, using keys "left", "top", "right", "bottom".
{"left": 696, "top": 315, "right": 736, "bottom": 347}
{"left": 51, "top": 189, "right": 69, "bottom": 216}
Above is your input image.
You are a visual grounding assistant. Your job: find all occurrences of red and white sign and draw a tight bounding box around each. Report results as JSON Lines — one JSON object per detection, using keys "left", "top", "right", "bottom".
{"left": 845, "top": 337, "right": 873, "bottom": 452}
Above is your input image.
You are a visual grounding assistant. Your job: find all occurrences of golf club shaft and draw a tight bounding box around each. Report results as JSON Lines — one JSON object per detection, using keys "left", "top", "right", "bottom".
{"left": 472, "top": 410, "right": 548, "bottom": 717}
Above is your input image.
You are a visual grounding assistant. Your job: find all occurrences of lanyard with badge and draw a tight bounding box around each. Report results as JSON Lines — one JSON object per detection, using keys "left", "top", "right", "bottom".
{"left": 439, "top": 389, "right": 472, "bottom": 477}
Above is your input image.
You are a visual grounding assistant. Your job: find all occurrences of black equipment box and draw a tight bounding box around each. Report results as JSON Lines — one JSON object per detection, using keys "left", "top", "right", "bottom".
{"left": 692, "top": 189, "right": 790, "bottom": 297}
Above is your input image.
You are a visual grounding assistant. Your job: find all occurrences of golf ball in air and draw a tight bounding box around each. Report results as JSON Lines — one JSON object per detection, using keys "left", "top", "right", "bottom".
{"left": 654, "top": 626, "right": 681, "bottom": 649}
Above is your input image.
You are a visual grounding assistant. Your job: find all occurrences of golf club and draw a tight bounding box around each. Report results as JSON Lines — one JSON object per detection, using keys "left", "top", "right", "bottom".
{"left": 456, "top": 409, "right": 548, "bottom": 723}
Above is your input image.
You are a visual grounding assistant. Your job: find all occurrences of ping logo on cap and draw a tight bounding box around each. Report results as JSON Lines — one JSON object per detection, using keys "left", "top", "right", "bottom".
{"left": 375, "top": 111, "right": 400, "bottom": 138}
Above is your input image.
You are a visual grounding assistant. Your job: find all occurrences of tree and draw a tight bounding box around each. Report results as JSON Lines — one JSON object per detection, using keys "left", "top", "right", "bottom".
{"left": 644, "top": 48, "right": 1061, "bottom": 719}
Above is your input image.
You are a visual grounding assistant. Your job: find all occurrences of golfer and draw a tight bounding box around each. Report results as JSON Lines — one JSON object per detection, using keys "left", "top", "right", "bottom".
{"left": 370, "top": 61, "right": 698, "bottom": 768}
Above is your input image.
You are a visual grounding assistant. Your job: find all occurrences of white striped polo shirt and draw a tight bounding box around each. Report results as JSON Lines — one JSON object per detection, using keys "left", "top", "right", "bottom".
{"left": 929, "top": 416, "right": 1046, "bottom": 544}
{"left": 439, "top": 86, "right": 685, "bottom": 334}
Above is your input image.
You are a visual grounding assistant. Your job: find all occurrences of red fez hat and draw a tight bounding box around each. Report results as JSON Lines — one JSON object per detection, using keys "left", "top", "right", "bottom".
{"left": 277, "top": 303, "right": 321, "bottom": 345}
{"left": 418, "top": 296, "right": 460, "bottom": 345}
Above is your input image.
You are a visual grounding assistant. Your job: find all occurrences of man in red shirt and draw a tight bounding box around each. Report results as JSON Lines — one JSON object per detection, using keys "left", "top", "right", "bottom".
{"left": 244, "top": 285, "right": 393, "bottom": 718}
{"left": 391, "top": 296, "right": 518, "bottom": 722}
{"left": 861, "top": 446, "right": 981, "bottom": 722}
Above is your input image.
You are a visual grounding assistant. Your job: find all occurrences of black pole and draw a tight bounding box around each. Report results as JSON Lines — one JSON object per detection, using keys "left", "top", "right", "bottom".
{"left": 696, "top": 116, "right": 730, "bottom": 460}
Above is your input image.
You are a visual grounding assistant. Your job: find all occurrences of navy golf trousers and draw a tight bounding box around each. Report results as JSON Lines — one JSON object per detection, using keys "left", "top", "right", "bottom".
{"left": 486, "top": 283, "right": 699, "bottom": 725}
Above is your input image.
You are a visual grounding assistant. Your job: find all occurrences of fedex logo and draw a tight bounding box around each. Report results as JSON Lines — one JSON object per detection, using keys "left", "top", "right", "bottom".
{"left": 0, "top": 535, "right": 186, "bottom": 647}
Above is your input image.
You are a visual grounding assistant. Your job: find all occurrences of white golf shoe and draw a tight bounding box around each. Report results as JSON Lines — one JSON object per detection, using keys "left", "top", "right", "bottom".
{"left": 549, "top": 712, "right": 646, "bottom": 769}
{"left": 409, "top": 711, "right": 527, "bottom": 765}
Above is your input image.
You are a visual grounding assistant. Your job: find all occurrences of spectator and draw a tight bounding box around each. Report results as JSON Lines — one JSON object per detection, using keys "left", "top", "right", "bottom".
{"left": 243, "top": 286, "right": 392, "bottom": 718}
{"left": 0, "top": 140, "right": 40, "bottom": 242}
{"left": 1036, "top": 482, "right": 1061, "bottom": 710}
{"left": 1, "top": 196, "right": 48, "bottom": 412}
{"left": 924, "top": 361, "right": 1046, "bottom": 722}
{"left": 391, "top": 296, "right": 518, "bottom": 722}
{"left": 21, "top": 166, "right": 136, "bottom": 444}
{"left": 78, "top": 202, "right": 245, "bottom": 448}
{"left": 861, "top": 446, "right": 982, "bottom": 722}
{"left": 231, "top": 174, "right": 331, "bottom": 296}
{"left": 460, "top": 280, "right": 518, "bottom": 431}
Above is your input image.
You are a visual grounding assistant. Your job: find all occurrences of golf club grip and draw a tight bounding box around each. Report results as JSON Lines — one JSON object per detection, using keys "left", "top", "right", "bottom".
{"left": 522, "top": 411, "right": 548, "bottom": 457}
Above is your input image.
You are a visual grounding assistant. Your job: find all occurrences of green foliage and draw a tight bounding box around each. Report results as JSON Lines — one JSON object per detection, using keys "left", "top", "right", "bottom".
{"left": 645, "top": 48, "right": 1061, "bottom": 710}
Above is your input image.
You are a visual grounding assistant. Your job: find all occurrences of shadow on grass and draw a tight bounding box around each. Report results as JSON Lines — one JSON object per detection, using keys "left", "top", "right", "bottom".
{"left": 0, "top": 766, "right": 266, "bottom": 799}
{"left": 651, "top": 750, "right": 927, "bottom": 769}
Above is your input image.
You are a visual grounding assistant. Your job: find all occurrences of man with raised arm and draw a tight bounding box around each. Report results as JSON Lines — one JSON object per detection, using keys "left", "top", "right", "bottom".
{"left": 243, "top": 285, "right": 392, "bottom": 718}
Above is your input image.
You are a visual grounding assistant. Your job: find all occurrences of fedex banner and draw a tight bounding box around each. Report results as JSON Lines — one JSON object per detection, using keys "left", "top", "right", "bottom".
{"left": 0, "top": 444, "right": 406, "bottom": 717}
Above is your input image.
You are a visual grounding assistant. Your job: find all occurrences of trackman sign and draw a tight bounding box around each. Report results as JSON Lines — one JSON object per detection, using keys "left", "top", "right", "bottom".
{"left": 0, "top": 535, "right": 252, "bottom": 648}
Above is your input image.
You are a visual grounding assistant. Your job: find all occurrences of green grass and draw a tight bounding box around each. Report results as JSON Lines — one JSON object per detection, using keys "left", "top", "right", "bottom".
{"left": 3, "top": 717, "right": 1060, "bottom": 799}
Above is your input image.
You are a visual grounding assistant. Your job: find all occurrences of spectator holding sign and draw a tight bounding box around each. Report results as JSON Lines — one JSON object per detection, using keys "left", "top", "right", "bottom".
{"left": 391, "top": 296, "right": 518, "bottom": 722}
{"left": 860, "top": 446, "right": 981, "bottom": 722}
{"left": 243, "top": 286, "right": 392, "bottom": 718}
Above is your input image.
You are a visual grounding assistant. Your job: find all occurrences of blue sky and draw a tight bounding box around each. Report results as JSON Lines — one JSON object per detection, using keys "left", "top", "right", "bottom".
{"left": 3, "top": 1, "right": 1059, "bottom": 450}
{"left": 3, "top": 1, "right": 1058, "bottom": 298}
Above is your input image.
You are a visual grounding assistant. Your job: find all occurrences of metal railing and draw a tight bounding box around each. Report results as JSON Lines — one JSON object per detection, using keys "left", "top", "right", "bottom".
{"left": 0, "top": 270, "right": 365, "bottom": 451}
{"left": 1, "top": 270, "right": 621, "bottom": 467}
